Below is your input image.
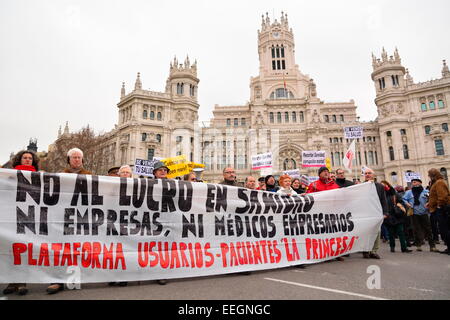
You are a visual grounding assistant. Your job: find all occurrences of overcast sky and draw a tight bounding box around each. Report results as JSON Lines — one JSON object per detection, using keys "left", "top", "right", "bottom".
{"left": 1, "top": 0, "right": 449, "bottom": 163}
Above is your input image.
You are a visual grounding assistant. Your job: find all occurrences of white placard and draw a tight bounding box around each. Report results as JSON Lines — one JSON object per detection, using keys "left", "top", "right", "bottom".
{"left": 302, "top": 151, "right": 326, "bottom": 167}
{"left": 283, "top": 169, "right": 300, "bottom": 178}
{"left": 133, "top": 158, "right": 158, "bottom": 177}
{"left": 251, "top": 152, "right": 272, "bottom": 170}
{"left": 404, "top": 172, "right": 421, "bottom": 183}
{"left": 344, "top": 127, "right": 364, "bottom": 139}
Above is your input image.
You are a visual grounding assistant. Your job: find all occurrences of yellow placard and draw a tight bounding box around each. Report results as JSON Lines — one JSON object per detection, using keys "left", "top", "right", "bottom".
{"left": 160, "top": 156, "right": 206, "bottom": 179}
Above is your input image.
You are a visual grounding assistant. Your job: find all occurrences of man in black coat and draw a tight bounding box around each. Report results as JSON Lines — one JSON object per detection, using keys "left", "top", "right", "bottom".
{"left": 362, "top": 168, "right": 389, "bottom": 259}
{"left": 335, "top": 168, "right": 355, "bottom": 188}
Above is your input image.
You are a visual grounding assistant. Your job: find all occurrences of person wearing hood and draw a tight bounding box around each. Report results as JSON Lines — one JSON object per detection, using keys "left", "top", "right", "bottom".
{"left": 264, "top": 175, "right": 279, "bottom": 192}
{"left": 277, "top": 175, "right": 297, "bottom": 196}
{"left": 306, "top": 167, "right": 339, "bottom": 193}
{"left": 403, "top": 179, "right": 438, "bottom": 252}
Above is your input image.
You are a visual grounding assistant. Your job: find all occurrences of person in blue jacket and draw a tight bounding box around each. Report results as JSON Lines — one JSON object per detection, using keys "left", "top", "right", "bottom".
{"left": 403, "top": 178, "right": 439, "bottom": 252}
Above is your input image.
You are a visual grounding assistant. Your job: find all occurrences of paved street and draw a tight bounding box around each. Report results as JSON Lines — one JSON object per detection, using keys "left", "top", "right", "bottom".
{"left": 2, "top": 241, "right": 450, "bottom": 300}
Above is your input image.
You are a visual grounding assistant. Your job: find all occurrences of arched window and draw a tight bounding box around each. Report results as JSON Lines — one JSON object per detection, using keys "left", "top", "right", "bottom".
{"left": 292, "top": 112, "right": 297, "bottom": 122}
{"left": 442, "top": 123, "right": 448, "bottom": 132}
{"left": 368, "top": 151, "right": 374, "bottom": 165}
{"left": 141, "top": 133, "right": 147, "bottom": 141}
{"left": 277, "top": 112, "right": 282, "bottom": 123}
{"left": 386, "top": 131, "right": 392, "bottom": 137}
{"left": 150, "top": 111, "right": 155, "bottom": 120}
{"left": 143, "top": 110, "right": 148, "bottom": 119}
{"left": 283, "top": 158, "right": 296, "bottom": 171}
{"left": 435, "top": 139, "right": 444, "bottom": 155}
{"left": 156, "top": 134, "right": 161, "bottom": 143}
{"left": 438, "top": 100, "right": 445, "bottom": 108}
{"left": 299, "top": 111, "right": 304, "bottom": 122}
{"left": 285, "top": 112, "right": 289, "bottom": 122}
{"left": 389, "top": 146, "right": 395, "bottom": 161}
{"left": 424, "top": 125, "right": 431, "bottom": 135}
{"left": 269, "top": 88, "right": 294, "bottom": 99}
{"left": 324, "top": 115, "right": 329, "bottom": 123}
{"left": 402, "top": 145, "right": 409, "bottom": 159}
{"left": 269, "top": 112, "right": 274, "bottom": 123}
{"left": 157, "top": 112, "right": 162, "bottom": 121}
{"left": 429, "top": 101, "right": 436, "bottom": 110}
{"left": 400, "top": 129, "right": 406, "bottom": 135}
{"left": 340, "top": 114, "right": 344, "bottom": 122}
{"left": 391, "top": 172, "right": 398, "bottom": 183}
{"left": 332, "top": 115, "right": 337, "bottom": 123}
{"left": 421, "top": 103, "right": 427, "bottom": 111}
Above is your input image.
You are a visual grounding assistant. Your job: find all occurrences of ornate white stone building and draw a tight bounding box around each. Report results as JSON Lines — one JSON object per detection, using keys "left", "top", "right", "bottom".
{"left": 53, "top": 13, "right": 449, "bottom": 186}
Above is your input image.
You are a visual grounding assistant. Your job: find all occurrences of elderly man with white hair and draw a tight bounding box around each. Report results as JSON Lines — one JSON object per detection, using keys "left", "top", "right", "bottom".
{"left": 63, "top": 147, "right": 92, "bottom": 175}
{"left": 46, "top": 148, "right": 92, "bottom": 295}
{"left": 118, "top": 165, "right": 133, "bottom": 178}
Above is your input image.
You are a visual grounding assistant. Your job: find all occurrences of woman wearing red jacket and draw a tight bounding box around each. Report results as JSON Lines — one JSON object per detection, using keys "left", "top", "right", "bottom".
{"left": 2, "top": 150, "right": 40, "bottom": 296}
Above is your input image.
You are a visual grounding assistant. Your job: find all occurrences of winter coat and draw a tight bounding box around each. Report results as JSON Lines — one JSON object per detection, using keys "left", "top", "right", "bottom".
{"left": 428, "top": 179, "right": 450, "bottom": 213}
{"left": 306, "top": 179, "right": 339, "bottom": 193}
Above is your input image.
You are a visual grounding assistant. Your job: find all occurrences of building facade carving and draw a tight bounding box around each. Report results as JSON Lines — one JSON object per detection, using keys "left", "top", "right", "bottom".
{"left": 51, "top": 13, "right": 449, "bottom": 186}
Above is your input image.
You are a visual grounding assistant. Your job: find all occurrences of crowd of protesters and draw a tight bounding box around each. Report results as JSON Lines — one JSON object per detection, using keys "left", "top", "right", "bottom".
{"left": 1, "top": 147, "right": 449, "bottom": 296}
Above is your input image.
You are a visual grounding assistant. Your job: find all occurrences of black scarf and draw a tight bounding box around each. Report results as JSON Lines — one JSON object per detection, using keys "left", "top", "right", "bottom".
{"left": 411, "top": 186, "right": 423, "bottom": 206}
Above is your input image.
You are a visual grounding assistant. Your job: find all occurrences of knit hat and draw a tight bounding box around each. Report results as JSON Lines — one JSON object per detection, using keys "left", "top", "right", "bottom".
{"left": 411, "top": 178, "right": 422, "bottom": 183}
{"left": 318, "top": 166, "right": 329, "bottom": 176}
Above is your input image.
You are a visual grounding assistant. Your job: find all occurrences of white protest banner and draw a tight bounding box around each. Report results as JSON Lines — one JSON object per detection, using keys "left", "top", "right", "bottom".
{"left": 283, "top": 169, "right": 300, "bottom": 178}
{"left": 0, "top": 168, "right": 382, "bottom": 283}
{"left": 404, "top": 172, "right": 421, "bottom": 183}
{"left": 134, "top": 158, "right": 158, "bottom": 177}
{"left": 344, "top": 126, "right": 363, "bottom": 139}
{"left": 302, "top": 151, "right": 326, "bottom": 167}
{"left": 251, "top": 152, "right": 272, "bottom": 170}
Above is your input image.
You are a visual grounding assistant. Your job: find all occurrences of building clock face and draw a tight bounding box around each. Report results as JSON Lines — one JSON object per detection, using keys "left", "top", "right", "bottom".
{"left": 273, "top": 32, "right": 280, "bottom": 38}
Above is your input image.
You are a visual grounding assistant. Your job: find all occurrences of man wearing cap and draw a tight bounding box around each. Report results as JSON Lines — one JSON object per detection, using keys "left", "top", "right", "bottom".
{"left": 306, "top": 167, "right": 344, "bottom": 262}
{"left": 152, "top": 161, "right": 170, "bottom": 285}
{"left": 362, "top": 168, "right": 388, "bottom": 259}
{"left": 153, "top": 161, "right": 170, "bottom": 179}
{"left": 107, "top": 166, "right": 120, "bottom": 176}
{"left": 306, "top": 167, "right": 339, "bottom": 193}
{"left": 403, "top": 178, "right": 438, "bottom": 252}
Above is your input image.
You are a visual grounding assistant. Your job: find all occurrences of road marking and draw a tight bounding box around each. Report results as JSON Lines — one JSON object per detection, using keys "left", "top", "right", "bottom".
{"left": 292, "top": 270, "right": 305, "bottom": 273}
{"left": 264, "top": 277, "right": 389, "bottom": 300}
{"left": 407, "top": 287, "right": 434, "bottom": 293}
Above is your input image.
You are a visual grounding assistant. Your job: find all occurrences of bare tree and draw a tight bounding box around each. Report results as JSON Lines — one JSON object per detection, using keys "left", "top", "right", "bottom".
{"left": 41, "top": 126, "right": 104, "bottom": 174}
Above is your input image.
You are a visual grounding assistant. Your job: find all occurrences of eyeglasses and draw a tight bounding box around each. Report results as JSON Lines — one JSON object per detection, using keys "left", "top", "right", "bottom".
{"left": 224, "top": 171, "right": 235, "bottom": 174}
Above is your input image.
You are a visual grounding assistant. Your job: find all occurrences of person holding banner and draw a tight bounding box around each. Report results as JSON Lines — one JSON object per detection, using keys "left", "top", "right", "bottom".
{"left": 256, "top": 177, "right": 266, "bottom": 191}
{"left": 403, "top": 179, "right": 438, "bottom": 252}
{"left": 152, "top": 161, "right": 172, "bottom": 284}
{"left": 427, "top": 168, "right": 450, "bottom": 255}
{"left": 362, "top": 168, "right": 388, "bottom": 259}
{"left": 245, "top": 176, "right": 256, "bottom": 189}
{"left": 108, "top": 165, "right": 133, "bottom": 287}
{"left": 335, "top": 169, "right": 354, "bottom": 188}
{"left": 291, "top": 178, "right": 306, "bottom": 194}
{"left": 62, "top": 148, "right": 92, "bottom": 175}
{"left": 306, "top": 167, "right": 339, "bottom": 193}
{"left": 264, "top": 175, "right": 279, "bottom": 192}
{"left": 184, "top": 172, "right": 197, "bottom": 182}
{"left": 219, "top": 167, "right": 237, "bottom": 186}
{"left": 47, "top": 148, "right": 93, "bottom": 294}
{"left": 276, "top": 175, "right": 297, "bottom": 196}
{"left": 2, "top": 150, "right": 40, "bottom": 296}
